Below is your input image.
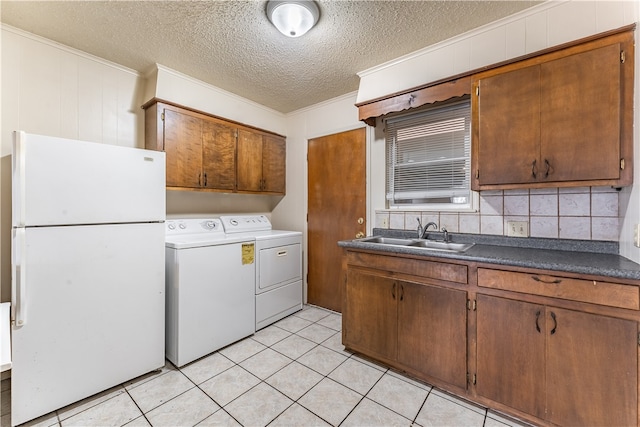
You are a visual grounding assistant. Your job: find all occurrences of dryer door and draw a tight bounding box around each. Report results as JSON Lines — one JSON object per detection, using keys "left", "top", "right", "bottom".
{"left": 258, "top": 243, "right": 301, "bottom": 292}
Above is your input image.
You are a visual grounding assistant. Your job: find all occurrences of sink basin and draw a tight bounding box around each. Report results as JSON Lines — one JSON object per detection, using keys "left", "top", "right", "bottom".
{"left": 357, "top": 236, "right": 414, "bottom": 246}
{"left": 355, "top": 236, "right": 474, "bottom": 253}
{"left": 407, "top": 240, "right": 474, "bottom": 253}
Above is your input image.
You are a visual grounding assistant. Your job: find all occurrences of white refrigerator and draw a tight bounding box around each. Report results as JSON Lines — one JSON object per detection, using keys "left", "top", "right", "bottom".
{"left": 10, "top": 131, "right": 166, "bottom": 426}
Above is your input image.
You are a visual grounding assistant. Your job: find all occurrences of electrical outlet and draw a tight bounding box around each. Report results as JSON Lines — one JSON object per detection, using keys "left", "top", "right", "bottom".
{"left": 634, "top": 224, "right": 640, "bottom": 247}
{"left": 507, "top": 221, "right": 529, "bottom": 237}
{"left": 380, "top": 216, "right": 389, "bottom": 228}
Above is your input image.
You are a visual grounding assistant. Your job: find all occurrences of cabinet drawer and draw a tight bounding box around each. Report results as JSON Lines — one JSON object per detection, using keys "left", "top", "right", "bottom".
{"left": 477, "top": 268, "right": 639, "bottom": 310}
{"left": 347, "top": 252, "right": 467, "bottom": 284}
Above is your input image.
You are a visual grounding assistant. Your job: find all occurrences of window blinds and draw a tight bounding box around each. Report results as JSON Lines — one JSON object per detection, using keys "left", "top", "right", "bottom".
{"left": 385, "top": 99, "right": 471, "bottom": 206}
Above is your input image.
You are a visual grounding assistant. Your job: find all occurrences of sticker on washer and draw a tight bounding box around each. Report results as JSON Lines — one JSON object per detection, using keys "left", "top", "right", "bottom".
{"left": 242, "top": 243, "right": 255, "bottom": 265}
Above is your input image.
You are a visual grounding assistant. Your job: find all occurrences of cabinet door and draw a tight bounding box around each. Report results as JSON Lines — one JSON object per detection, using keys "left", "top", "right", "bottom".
{"left": 262, "top": 135, "right": 286, "bottom": 194}
{"left": 202, "top": 120, "right": 236, "bottom": 191}
{"left": 237, "top": 129, "right": 264, "bottom": 192}
{"left": 477, "top": 65, "right": 540, "bottom": 186}
{"left": 540, "top": 44, "right": 621, "bottom": 182}
{"left": 163, "top": 109, "right": 202, "bottom": 188}
{"left": 397, "top": 281, "right": 467, "bottom": 388}
{"left": 476, "top": 295, "right": 546, "bottom": 419}
{"left": 343, "top": 268, "right": 397, "bottom": 361}
{"left": 546, "top": 308, "right": 637, "bottom": 426}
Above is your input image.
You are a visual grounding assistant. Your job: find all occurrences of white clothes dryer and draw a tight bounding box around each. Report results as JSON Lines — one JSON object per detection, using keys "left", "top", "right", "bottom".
{"left": 220, "top": 215, "right": 303, "bottom": 330}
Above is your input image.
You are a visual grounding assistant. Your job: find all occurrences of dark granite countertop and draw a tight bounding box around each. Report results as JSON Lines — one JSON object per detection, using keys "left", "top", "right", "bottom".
{"left": 337, "top": 229, "right": 640, "bottom": 281}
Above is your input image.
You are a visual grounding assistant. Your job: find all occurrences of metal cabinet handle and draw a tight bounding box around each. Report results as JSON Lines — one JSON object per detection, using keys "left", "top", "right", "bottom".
{"left": 531, "top": 159, "right": 538, "bottom": 179}
{"left": 355, "top": 232, "right": 365, "bottom": 238}
{"left": 204, "top": 172, "right": 207, "bottom": 186}
{"left": 544, "top": 159, "right": 551, "bottom": 178}
{"left": 531, "top": 276, "right": 562, "bottom": 284}
{"left": 392, "top": 283, "right": 396, "bottom": 300}
{"left": 400, "top": 284, "right": 404, "bottom": 301}
{"left": 550, "top": 312, "right": 558, "bottom": 335}
{"left": 535, "top": 310, "right": 541, "bottom": 333}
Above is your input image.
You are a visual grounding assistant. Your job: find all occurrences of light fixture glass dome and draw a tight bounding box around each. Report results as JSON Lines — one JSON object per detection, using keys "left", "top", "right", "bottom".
{"left": 267, "top": 0, "right": 319, "bottom": 38}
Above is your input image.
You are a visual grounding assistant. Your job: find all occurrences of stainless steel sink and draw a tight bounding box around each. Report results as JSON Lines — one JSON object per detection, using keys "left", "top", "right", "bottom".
{"left": 355, "top": 236, "right": 474, "bottom": 253}
{"left": 406, "top": 240, "right": 474, "bottom": 253}
{"left": 357, "top": 236, "right": 414, "bottom": 246}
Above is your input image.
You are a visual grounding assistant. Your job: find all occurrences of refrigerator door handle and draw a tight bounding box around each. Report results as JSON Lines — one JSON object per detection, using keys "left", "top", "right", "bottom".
{"left": 12, "top": 228, "right": 27, "bottom": 326}
{"left": 12, "top": 131, "right": 27, "bottom": 227}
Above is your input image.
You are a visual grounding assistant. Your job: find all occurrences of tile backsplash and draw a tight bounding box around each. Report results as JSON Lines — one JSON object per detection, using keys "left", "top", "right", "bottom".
{"left": 375, "top": 187, "right": 620, "bottom": 241}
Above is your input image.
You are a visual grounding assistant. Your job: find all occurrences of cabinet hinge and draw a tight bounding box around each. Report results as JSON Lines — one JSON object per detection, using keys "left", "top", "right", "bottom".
{"left": 161, "top": 112, "right": 165, "bottom": 121}
{"left": 475, "top": 170, "right": 479, "bottom": 179}
{"left": 466, "top": 299, "right": 476, "bottom": 311}
{"left": 475, "top": 86, "right": 479, "bottom": 96}
{"left": 621, "top": 158, "right": 625, "bottom": 170}
{"left": 621, "top": 50, "right": 626, "bottom": 63}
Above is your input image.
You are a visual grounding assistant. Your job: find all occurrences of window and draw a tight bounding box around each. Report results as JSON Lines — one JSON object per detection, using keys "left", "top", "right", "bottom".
{"left": 385, "top": 98, "right": 475, "bottom": 210}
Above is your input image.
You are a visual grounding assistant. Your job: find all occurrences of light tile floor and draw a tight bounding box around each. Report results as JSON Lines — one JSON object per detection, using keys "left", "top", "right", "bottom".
{"left": 1, "top": 305, "right": 529, "bottom": 427}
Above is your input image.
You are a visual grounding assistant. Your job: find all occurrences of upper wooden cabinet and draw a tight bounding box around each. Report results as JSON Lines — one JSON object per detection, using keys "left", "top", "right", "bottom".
{"left": 472, "top": 29, "right": 634, "bottom": 190}
{"left": 237, "top": 130, "right": 286, "bottom": 194}
{"left": 144, "top": 99, "right": 286, "bottom": 195}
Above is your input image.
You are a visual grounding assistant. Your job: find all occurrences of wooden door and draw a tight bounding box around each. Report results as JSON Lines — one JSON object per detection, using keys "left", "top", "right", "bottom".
{"left": 308, "top": 128, "right": 366, "bottom": 312}
{"left": 476, "top": 295, "right": 546, "bottom": 419}
{"left": 202, "top": 119, "right": 236, "bottom": 191}
{"left": 476, "top": 65, "right": 540, "bottom": 186}
{"left": 546, "top": 307, "right": 637, "bottom": 426}
{"left": 163, "top": 108, "right": 202, "bottom": 188}
{"left": 343, "top": 268, "right": 397, "bottom": 361}
{"left": 262, "top": 135, "right": 286, "bottom": 194}
{"left": 540, "top": 44, "right": 621, "bottom": 182}
{"left": 397, "top": 281, "right": 467, "bottom": 388}
{"left": 237, "top": 129, "right": 263, "bottom": 192}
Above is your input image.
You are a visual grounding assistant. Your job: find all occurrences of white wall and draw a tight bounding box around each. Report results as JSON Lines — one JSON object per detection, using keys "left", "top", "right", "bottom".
{"left": 0, "top": 25, "right": 146, "bottom": 303}
{"left": 358, "top": 0, "right": 640, "bottom": 261}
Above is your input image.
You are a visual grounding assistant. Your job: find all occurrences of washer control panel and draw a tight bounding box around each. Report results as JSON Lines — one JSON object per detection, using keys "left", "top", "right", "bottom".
{"left": 166, "top": 218, "right": 224, "bottom": 236}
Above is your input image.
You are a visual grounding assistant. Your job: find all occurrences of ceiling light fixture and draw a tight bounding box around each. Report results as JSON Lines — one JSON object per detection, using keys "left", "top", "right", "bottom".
{"left": 266, "top": 0, "right": 320, "bottom": 38}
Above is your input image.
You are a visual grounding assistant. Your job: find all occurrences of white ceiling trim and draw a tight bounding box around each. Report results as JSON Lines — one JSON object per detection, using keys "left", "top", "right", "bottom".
{"left": 1, "top": 23, "right": 140, "bottom": 76}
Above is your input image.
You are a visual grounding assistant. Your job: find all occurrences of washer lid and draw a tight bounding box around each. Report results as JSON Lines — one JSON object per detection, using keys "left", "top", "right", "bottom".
{"left": 165, "top": 233, "right": 254, "bottom": 249}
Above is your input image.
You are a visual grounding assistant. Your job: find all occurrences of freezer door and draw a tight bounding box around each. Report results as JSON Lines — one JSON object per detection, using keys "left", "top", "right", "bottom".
{"left": 11, "top": 223, "right": 165, "bottom": 426}
{"left": 12, "top": 131, "right": 165, "bottom": 227}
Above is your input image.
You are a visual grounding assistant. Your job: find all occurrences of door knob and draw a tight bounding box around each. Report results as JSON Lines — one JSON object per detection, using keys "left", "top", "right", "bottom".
{"left": 355, "top": 232, "right": 365, "bottom": 238}
{"left": 357, "top": 217, "right": 364, "bottom": 225}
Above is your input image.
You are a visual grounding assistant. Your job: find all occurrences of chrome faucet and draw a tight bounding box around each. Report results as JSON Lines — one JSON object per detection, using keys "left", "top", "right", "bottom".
{"left": 441, "top": 227, "right": 450, "bottom": 243}
{"left": 416, "top": 217, "right": 438, "bottom": 239}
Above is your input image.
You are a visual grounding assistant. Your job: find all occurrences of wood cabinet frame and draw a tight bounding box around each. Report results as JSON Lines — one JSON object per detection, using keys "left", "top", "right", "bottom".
{"left": 341, "top": 248, "right": 640, "bottom": 426}
{"left": 471, "top": 28, "right": 634, "bottom": 190}
{"left": 143, "top": 98, "right": 286, "bottom": 195}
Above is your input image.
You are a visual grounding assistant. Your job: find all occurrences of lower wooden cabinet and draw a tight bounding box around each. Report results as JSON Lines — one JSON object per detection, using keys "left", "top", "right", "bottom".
{"left": 398, "top": 280, "right": 467, "bottom": 388}
{"left": 477, "top": 294, "right": 637, "bottom": 426}
{"left": 343, "top": 255, "right": 468, "bottom": 391}
{"left": 342, "top": 249, "right": 640, "bottom": 426}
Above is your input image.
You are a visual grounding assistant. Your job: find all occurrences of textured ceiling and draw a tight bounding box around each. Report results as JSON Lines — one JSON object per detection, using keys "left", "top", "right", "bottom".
{"left": 0, "top": 1, "right": 541, "bottom": 113}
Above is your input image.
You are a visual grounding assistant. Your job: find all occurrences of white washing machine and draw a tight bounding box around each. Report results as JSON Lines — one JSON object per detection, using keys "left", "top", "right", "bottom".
{"left": 220, "top": 215, "right": 303, "bottom": 330}
{"left": 165, "top": 218, "right": 255, "bottom": 367}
